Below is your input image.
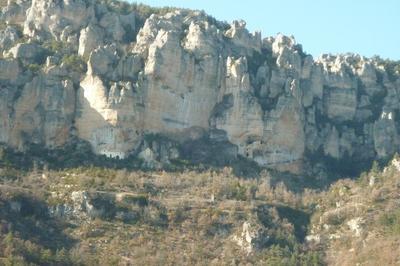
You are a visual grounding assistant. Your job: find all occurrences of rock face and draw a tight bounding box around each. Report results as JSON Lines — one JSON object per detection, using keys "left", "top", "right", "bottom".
{"left": 0, "top": 0, "right": 400, "bottom": 173}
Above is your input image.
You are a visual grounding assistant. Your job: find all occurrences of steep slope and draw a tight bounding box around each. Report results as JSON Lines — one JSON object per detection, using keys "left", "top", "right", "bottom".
{"left": 0, "top": 165, "right": 324, "bottom": 265}
{"left": 306, "top": 157, "right": 400, "bottom": 265}
{"left": 0, "top": 0, "right": 399, "bottom": 175}
{"left": 1, "top": 155, "right": 400, "bottom": 265}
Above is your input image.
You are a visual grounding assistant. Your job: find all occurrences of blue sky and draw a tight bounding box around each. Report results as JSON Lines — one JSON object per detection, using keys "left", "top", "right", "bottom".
{"left": 134, "top": 0, "right": 400, "bottom": 60}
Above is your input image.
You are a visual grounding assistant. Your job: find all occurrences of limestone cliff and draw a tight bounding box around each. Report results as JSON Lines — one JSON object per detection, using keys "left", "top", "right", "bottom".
{"left": 1, "top": 0, "right": 399, "bottom": 174}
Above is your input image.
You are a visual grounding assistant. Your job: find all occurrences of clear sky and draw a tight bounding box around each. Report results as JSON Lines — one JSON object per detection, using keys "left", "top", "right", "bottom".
{"left": 134, "top": 0, "right": 400, "bottom": 60}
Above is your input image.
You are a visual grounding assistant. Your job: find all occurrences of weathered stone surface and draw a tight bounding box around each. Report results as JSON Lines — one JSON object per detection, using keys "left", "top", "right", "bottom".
{"left": 135, "top": 137, "right": 180, "bottom": 169}
{"left": 78, "top": 24, "right": 104, "bottom": 58}
{"left": 7, "top": 73, "right": 76, "bottom": 149}
{"left": 75, "top": 75, "right": 142, "bottom": 159}
{"left": 112, "top": 54, "right": 142, "bottom": 81}
{"left": 1, "top": 0, "right": 400, "bottom": 174}
{"left": 136, "top": 12, "right": 223, "bottom": 134}
{"left": 374, "top": 110, "right": 398, "bottom": 158}
{"left": 225, "top": 20, "right": 261, "bottom": 55}
{"left": 99, "top": 12, "right": 125, "bottom": 42}
{"left": 0, "top": 26, "right": 20, "bottom": 50}
{"left": 9, "top": 42, "right": 47, "bottom": 64}
{"left": 24, "top": 0, "right": 96, "bottom": 39}
{"left": 213, "top": 56, "right": 264, "bottom": 157}
{"left": 324, "top": 125, "right": 340, "bottom": 158}
{"left": 260, "top": 96, "right": 305, "bottom": 172}
{"left": 87, "top": 45, "right": 118, "bottom": 77}
{"left": 1, "top": 0, "right": 30, "bottom": 25}
{"left": 324, "top": 86, "right": 357, "bottom": 121}
{"left": 232, "top": 221, "right": 263, "bottom": 255}
{"left": 0, "top": 59, "right": 20, "bottom": 82}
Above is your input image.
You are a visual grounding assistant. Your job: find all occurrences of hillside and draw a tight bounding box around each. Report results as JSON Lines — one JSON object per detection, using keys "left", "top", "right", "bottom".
{"left": 1, "top": 156, "right": 400, "bottom": 265}
{"left": 1, "top": 0, "right": 400, "bottom": 265}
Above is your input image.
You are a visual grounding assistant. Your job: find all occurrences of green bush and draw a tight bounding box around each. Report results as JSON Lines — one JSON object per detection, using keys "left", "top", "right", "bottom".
{"left": 379, "top": 209, "right": 400, "bottom": 234}
{"left": 61, "top": 54, "right": 87, "bottom": 72}
{"left": 170, "top": 205, "right": 188, "bottom": 224}
{"left": 1, "top": 232, "right": 77, "bottom": 265}
{"left": 257, "top": 244, "right": 324, "bottom": 266}
{"left": 219, "top": 181, "right": 247, "bottom": 201}
{"left": 44, "top": 40, "right": 66, "bottom": 54}
{"left": 102, "top": 0, "right": 178, "bottom": 17}
{"left": 27, "top": 63, "right": 41, "bottom": 73}
{"left": 326, "top": 214, "right": 345, "bottom": 226}
{"left": 120, "top": 194, "right": 149, "bottom": 207}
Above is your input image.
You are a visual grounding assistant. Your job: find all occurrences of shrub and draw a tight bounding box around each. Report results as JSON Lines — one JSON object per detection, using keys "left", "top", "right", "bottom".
{"left": 61, "top": 54, "right": 87, "bottom": 72}
{"left": 325, "top": 213, "right": 345, "bottom": 226}
{"left": 170, "top": 205, "right": 188, "bottom": 224}
{"left": 257, "top": 244, "right": 324, "bottom": 266}
{"left": 121, "top": 194, "right": 149, "bottom": 207}
{"left": 27, "top": 63, "right": 41, "bottom": 73}
{"left": 218, "top": 181, "right": 247, "bottom": 201}
{"left": 102, "top": 0, "right": 178, "bottom": 17}
{"left": 0, "top": 232, "right": 77, "bottom": 265}
{"left": 44, "top": 40, "right": 66, "bottom": 54}
{"left": 379, "top": 209, "right": 400, "bottom": 234}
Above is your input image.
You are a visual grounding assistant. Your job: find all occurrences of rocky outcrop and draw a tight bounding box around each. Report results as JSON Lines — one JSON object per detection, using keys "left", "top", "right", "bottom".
{"left": 9, "top": 42, "right": 47, "bottom": 64}
{"left": 76, "top": 74, "right": 142, "bottom": 158}
{"left": 78, "top": 24, "right": 104, "bottom": 58}
{"left": 373, "top": 110, "right": 398, "bottom": 158}
{"left": 8, "top": 70, "right": 76, "bottom": 149}
{"left": 23, "top": 0, "right": 96, "bottom": 40}
{"left": 0, "top": 26, "right": 20, "bottom": 50}
{"left": 48, "top": 189, "right": 163, "bottom": 226}
{"left": 0, "top": 0, "right": 399, "bottom": 174}
{"left": 232, "top": 221, "right": 268, "bottom": 255}
{"left": 0, "top": 59, "right": 20, "bottom": 82}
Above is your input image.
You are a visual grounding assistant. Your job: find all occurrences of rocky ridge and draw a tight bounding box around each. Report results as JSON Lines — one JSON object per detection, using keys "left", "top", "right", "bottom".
{"left": 1, "top": 0, "right": 400, "bottom": 174}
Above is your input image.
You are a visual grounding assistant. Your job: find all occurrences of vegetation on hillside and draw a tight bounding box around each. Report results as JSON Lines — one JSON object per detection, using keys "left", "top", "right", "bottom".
{"left": 0, "top": 161, "right": 322, "bottom": 265}
{"left": 1, "top": 148, "right": 400, "bottom": 265}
